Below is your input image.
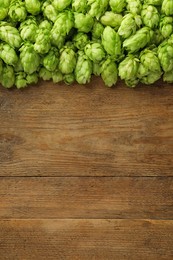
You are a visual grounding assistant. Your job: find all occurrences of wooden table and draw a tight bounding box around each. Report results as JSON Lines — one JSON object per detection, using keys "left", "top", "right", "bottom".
{"left": 0, "top": 78, "right": 173, "bottom": 259}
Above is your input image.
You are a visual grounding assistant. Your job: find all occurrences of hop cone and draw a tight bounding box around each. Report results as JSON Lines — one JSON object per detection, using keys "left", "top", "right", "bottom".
{"left": 158, "top": 39, "right": 173, "bottom": 72}
{"left": 141, "top": 4, "right": 160, "bottom": 28}
{"left": 26, "top": 73, "right": 38, "bottom": 85}
{"left": 15, "top": 72, "right": 27, "bottom": 89}
{"left": 163, "top": 70, "right": 173, "bottom": 83}
{"left": 0, "top": 43, "right": 18, "bottom": 66}
{"left": 0, "top": 22, "right": 22, "bottom": 48}
{"left": 20, "top": 42, "right": 40, "bottom": 74}
{"left": 25, "top": 0, "right": 41, "bottom": 15}
{"left": 59, "top": 47, "right": 77, "bottom": 74}
{"left": 92, "top": 21, "right": 104, "bottom": 40}
{"left": 52, "top": 0, "right": 72, "bottom": 12}
{"left": 34, "top": 21, "right": 52, "bottom": 54}
{"left": 102, "top": 26, "right": 122, "bottom": 60}
{"left": 144, "top": 0, "right": 162, "bottom": 5}
{"left": 73, "top": 32, "right": 89, "bottom": 49}
{"left": 1, "top": 65, "right": 15, "bottom": 88}
{"left": 138, "top": 49, "right": 162, "bottom": 84}
{"left": 126, "top": 0, "right": 142, "bottom": 14}
{"left": 43, "top": 47, "right": 59, "bottom": 72}
{"left": 9, "top": 0, "right": 27, "bottom": 22}
{"left": 39, "top": 67, "right": 52, "bottom": 81}
{"left": 75, "top": 51, "right": 92, "bottom": 84}
{"left": 19, "top": 16, "right": 38, "bottom": 43}
{"left": 100, "top": 12, "right": 123, "bottom": 30}
{"left": 52, "top": 69, "right": 63, "bottom": 83}
{"left": 84, "top": 42, "right": 105, "bottom": 63}
{"left": 109, "top": 0, "right": 126, "bottom": 13}
{"left": 162, "top": 0, "right": 173, "bottom": 16}
{"left": 51, "top": 11, "right": 74, "bottom": 49}
{"left": 93, "top": 62, "right": 101, "bottom": 76}
{"left": 74, "top": 13, "right": 94, "bottom": 33}
{"left": 119, "top": 55, "right": 139, "bottom": 87}
{"left": 0, "top": 0, "right": 10, "bottom": 20}
{"left": 42, "top": 0, "right": 58, "bottom": 23}
{"left": 64, "top": 73, "right": 75, "bottom": 85}
{"left": 123, "top": 27, "right": 154, "bottom": 53}
{"left": 159, "top": 16, "right": 173, "bottom": 38}
{"left": 100, "top": 58, "right": 118, "bottom": 87}
{"left": 118, "top": 13, "right": 142, "bottom": 39}
{"left": 72, "top": 0, "right": 87, "bottom": 13}
{"left": 0, "top": 58, "right": 3, "bottom": 75}
{"left": 88, "top": 0, "right": 109, "bottom": 19}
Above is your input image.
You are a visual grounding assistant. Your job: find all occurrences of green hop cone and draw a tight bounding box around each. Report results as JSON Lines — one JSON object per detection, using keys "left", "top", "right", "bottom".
{"left": 88, "top": 0, "right": 109, "bottom": 19}
{"left": 0, "top": 58, "right": 3, "bottom": 76}
{"left": 59, "top": 47, "right": 77, "bottom": 74}
{"left": 141, "top": 4, "right": 160, "bottom": 28}
{"left": 64, "top": 73, "right": 75, "bottom": 85}
{"left": 74, "top": 12, "right": 94, "bottom": 33}
{"left": 51, "top": 11, "right": 74, "bottom": 49}
{"left": 93, "top": 62, "right": 101, "bottom": 76}
{"left": 26, "top": 72, "right": 38, "bottom": 85}
{"left": 138, "top": 48, "right": 162, "bottom": 84}
{"left": 75, "top": 51, "right": 92, "bottom": 84}
{"left": 159, "top": 16, "right": 173, "bottom": 38}
{"left": 52, "top": 0, "right": 71, "bottom": 12}
{"left": 34, "top": 21, "right": 52, "bottom": 54}
{"left": 0, "top": 43, "right": 18, "bottom": 66}
{"left": 144, "top": 0, "right": 162, "bottom": 5}
{"left": 123, "top": 27, "right": 154, "bottom": 53}
{"left": 118, "top": 13, "right": 142, "bottom": 39}
{"left": 25, "top": 0, "right": 41, "bottom": 15}
{"left": 0, "top": 0, "right": 10, "bottom": 21}
{"left": 100, "top": 58, "right": 118, "bottom": 87}
{"left": 14, "top": 58, "right": 24, "bottom": 72}
{"left": 126, "top": 0, "right": 142, "bottom": 14}
{"left": 109, "top": 0, "right": 126, "bottom": 13}
{"left": 15, "top": 72, "right": 27, "bottom": 89}
{"left": 150, "top": 29, "right": 164, "bottom": 46}
{"left": 1, "top": 65, "right": 15, "bottom": 88}
{"left": 100, "top": 12, "right": 123, "bottom": 30}
{"left": 42, "top": 0, "right": 58, "bottom": 23}
{"left": 84, "top": 42, "right": 105, "bottom": 63}
{"left": 43, "top": 47, "right": 59, "bottom": 72}
{"left": 92, "top": 21, "right": 104, "bottom": 40}
{"left": 158, "top": 38, "right": 173, "bottom": 72}
{"left": 102, "top": 26, "right": 122, "bottom": 60}
{"left": 19, "top": 16, "right": 38, "bottom": 43}
{"left": 72, "top": 0, "right": 88, "bottom": 13}
{"left": 52, "top": 69, "right": 63, "bottom": 83}
{"left": 39, "top": 67, "right": 52, "bottom": 80}
{"left": 20, "top": 42, "right": 40, "bottom": 74}
{"left": 162, "top": 0, "right": 173, "bottom": 16}
{"left": 0, "top": 22, "right": 22, "bottom": 48}
{"left": 163, "top": 70, "right": 173, "bottom": 83}
{"left": 73, "top": 32, "right": 89, "bottom": 49}
{"left": 119, "top": 55, "right": 139, "bottom": 87}
{"left": 9, "top": 0, "right": 27, "bottom": 22}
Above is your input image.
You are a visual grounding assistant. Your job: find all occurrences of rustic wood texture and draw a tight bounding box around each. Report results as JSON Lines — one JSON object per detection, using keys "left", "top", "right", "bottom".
{"left": 0, "top": 220, "right": 173, "bottom": 260}
{"left": 0, "top": 79, "right": 173, "bottom": 177}
{"left": 0, "top": 79, "right": 173, "bottom": 259}
{"left": 0, "top": 177, "right": 173, "bottom": 219}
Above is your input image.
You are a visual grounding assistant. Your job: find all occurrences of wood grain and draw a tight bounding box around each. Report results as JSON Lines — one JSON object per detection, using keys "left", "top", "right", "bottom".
{"left": 1, "top": 177, "right": 173, "bottom": 219}
{"left": 0, "top": 219, "right": 173, "bottom": 260}
{"left": 0, "top": 80, "right": 173, "bottom": 177}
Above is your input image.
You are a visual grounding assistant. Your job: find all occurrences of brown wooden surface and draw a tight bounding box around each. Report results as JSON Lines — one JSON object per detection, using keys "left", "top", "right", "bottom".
{"left": 0, "top": 79, "right": 173, "bottom": 259}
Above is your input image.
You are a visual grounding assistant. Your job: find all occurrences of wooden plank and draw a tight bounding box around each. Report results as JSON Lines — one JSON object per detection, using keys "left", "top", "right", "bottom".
{"left": 1, "top": 177, "right": 173, "bottom": 219}
{"left": 0, "top": 81, "right": 173, "bottom": 177}
{"left": 0, "top": 219, "right": 173, "bottom": 259}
